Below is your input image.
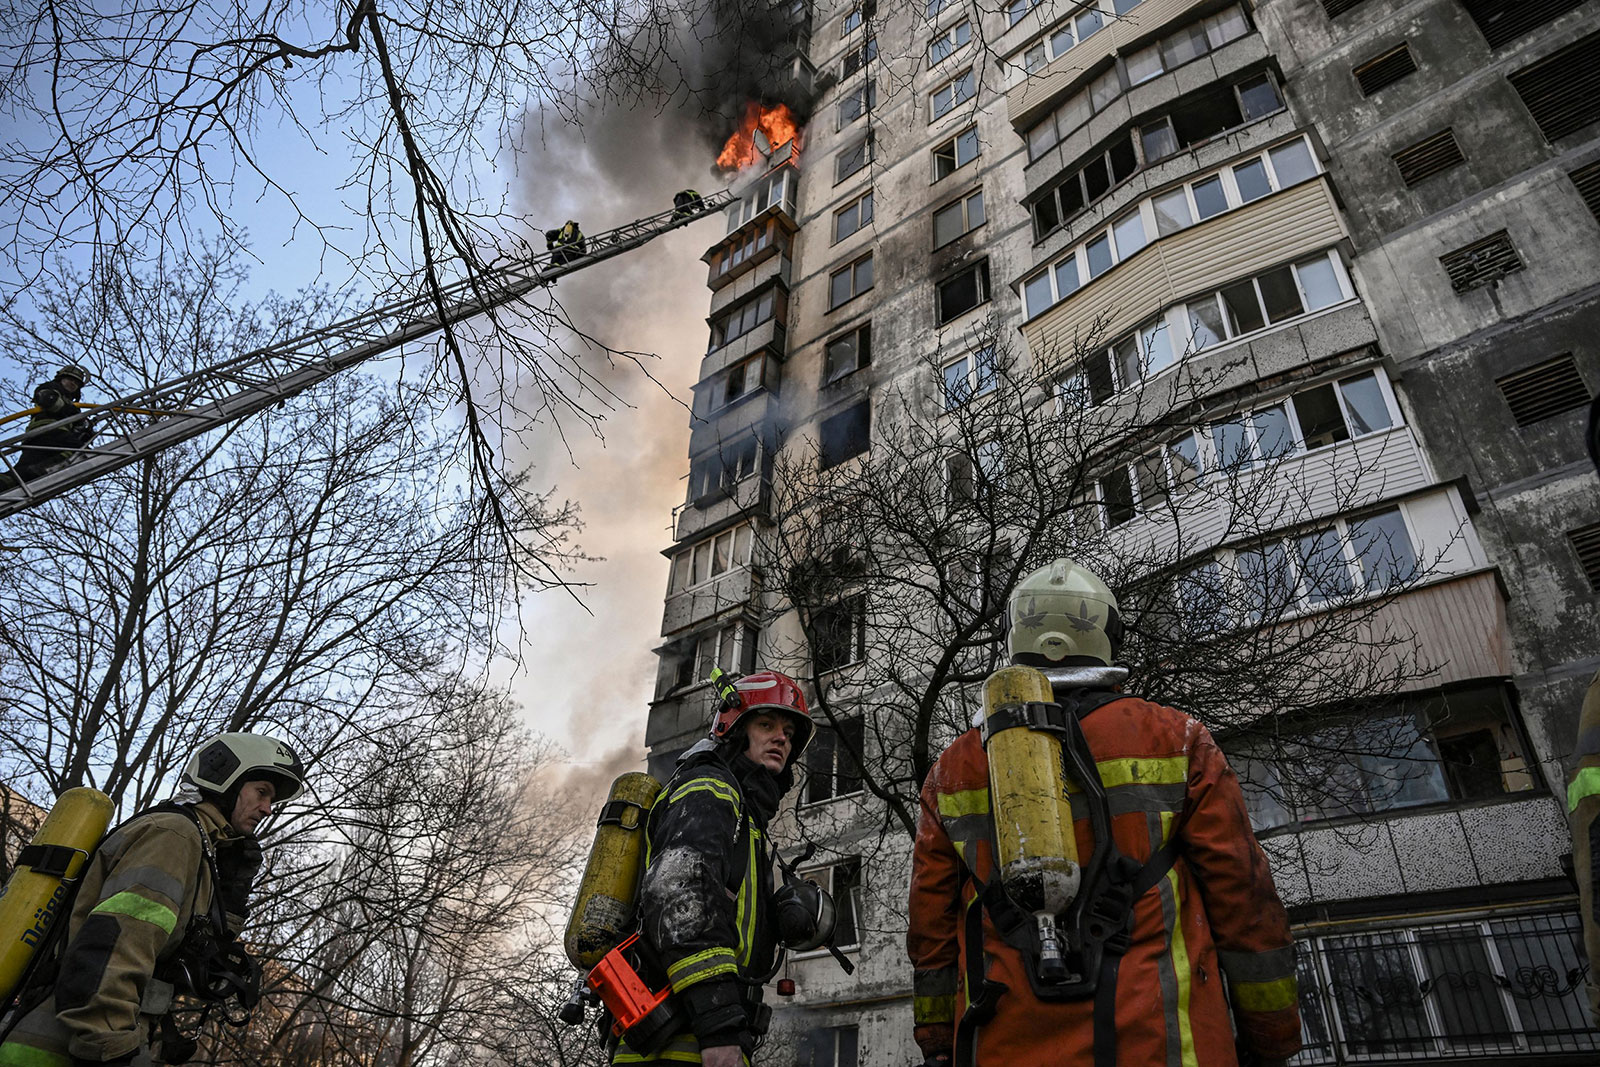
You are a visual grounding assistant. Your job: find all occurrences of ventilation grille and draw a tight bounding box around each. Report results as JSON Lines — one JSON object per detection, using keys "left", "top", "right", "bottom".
{"left": 1321, "top": 0, "right": 1368, "bottom": 16}
{"left": 1508, "top": 32, "right": 1600, "bottom": 142}
{"left": 1393, "top": 129, "right": 1465, "bottom": 186}
{"left": 1461, "top": 0, "right": 1586, "bottom": 50}
{"left": 1570, "top": 522, "right": 1600, "bottom": 592}
{"left": 1572, "top": 160, "right": 1600, "bottom": 224}
{"left": 1495, "top": 355, "right": 1592, "bottom": 426}
{"left": 1440, "top": 230, "right": 1524, "bottom": 292}
{"left": 1354, "top": 44, "right": 1417, "bottom": 96}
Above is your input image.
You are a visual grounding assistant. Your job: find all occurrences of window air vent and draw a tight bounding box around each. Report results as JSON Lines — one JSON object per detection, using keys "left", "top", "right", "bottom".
{"left": 1440, "top": 230, "right": 1523, "bottom": 292}
{"left": 1353, "top": 44, "right": 1417, "bottom": 97}
{"left": 1495, "top": 355, "right": 1592, "bottom": 427}
{"left": 1570, "top": 522, "right": 1600, "bottom": 592}
{"left": 1320, "top": 0, "right": 1368, "bottom": 17}
{"left": 1508, "top": 32, "right": 1600, "bottom": 142}
{"left": 1572, "top": 160, "right": 1600, "bottom": 224}
{"left": 1460, "top": 0, "right": 1586, "bottom": 50}
{"left": 1393, "top": 129, "right": 1465, "bottom": 186}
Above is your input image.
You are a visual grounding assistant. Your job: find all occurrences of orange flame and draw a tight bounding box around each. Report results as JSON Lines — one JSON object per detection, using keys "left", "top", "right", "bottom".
{"left": 716, "top": 102, "right": 801, "bottom": 172}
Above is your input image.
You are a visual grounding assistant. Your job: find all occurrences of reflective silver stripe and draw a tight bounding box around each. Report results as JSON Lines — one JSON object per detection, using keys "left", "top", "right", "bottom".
{"left": 101, "top": 864, "right": 186, "bottom": 907}
{"left": 1577, "top": 726, "right": 1600, "bottom": 758}
{"left": 939, "top": 812, "right": 992, "bottom": 864}
{"left": 1218, "top": 945, "right": 1296, "bottom": 983}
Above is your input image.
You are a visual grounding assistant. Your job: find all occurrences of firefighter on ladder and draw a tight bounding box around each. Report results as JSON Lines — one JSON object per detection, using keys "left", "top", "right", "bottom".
{"left": 907, "top": 558, "right": 1302, "bottom": 1067}
{"left": 0, "top": 364, "right": 94, "bottom": 490}
{"left": 546, "top": 220, "right": 587, "bottom": 265}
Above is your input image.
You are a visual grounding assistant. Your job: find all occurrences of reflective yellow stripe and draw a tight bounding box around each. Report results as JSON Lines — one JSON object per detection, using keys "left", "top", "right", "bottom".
{"left": 1568, "top": 766, "right": 1600, "bottom": 813}
{"left": 668, "top": 777, "right": 741, "bottom": 812}
{"left": 665, "top": 946, "right": 737, "bottom": 991}
{"left": 1232, "top": 975, "right": 1300, "bottom": 1014}
{"left": 1095, "top": 756, "right": 1189, "bottom": 789}
{"left": 914, "top": 994, "right": 956, "bottom": 1023}
{"left": 936, "top": 788, "right": 989, "bottom": 818}
{"left": 1161, "top": 811, "right": 1199, "bottom": 1067}
{"left": 90, "top": 890, "right": 178, "bottom": 934}
{"left": 736, "top": 827, "right": 759, "bottom": 967}
{"left": 0, "top": 1045, "right": 71, "bottom": 1067}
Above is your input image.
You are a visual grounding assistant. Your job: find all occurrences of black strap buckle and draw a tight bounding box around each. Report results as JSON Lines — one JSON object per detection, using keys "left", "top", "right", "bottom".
{"left": 981, "top": 701, "right": 1068, "bottom": 744}
{"left": 16, "top": 843, "right": 83, "bottom": 879}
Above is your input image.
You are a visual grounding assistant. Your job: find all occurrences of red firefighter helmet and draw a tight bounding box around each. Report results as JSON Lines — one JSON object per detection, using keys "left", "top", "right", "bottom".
{"left": 710, "top": 669, "right": 817, "bottom": 764}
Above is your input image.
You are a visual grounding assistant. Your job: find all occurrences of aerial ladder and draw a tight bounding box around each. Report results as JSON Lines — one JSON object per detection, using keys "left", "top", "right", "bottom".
{"left": 0, "top": 192, "right": 734, "bottom": 519}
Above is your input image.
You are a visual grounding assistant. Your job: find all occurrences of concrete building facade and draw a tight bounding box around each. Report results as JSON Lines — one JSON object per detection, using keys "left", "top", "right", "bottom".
{"left": 645, "top": 1, "right": 1600, "bottom": 1064}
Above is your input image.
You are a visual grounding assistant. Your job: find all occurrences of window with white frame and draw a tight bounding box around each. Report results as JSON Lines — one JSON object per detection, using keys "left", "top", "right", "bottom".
{"left": 946, "top": 439, "right": 1005, "bottom": 503}
{"left": 804, "top": 718, "right": 865, "bottom": 804}
{"left": 725, "top": 169, "right": 796, "bottom": 233}
{"left": 1086, "top": 430, "right": 1203, "bottom": 528}
{"left": 841, "top": 1, "right": 871, "bottom": 35}
{"left": 936, "top": 260, "right": 990, "bottom": 324}
{"left": 829, "top": 253, "right": 875, "bottom": 309}
{"left": 801, "top": 1024, "right": 860, "bottom": 1067}
{"left": 841, "top": 36, "right": 877, "bottom": 77}
{"left": 933, "top": 188, "right": 985, "bottom": 248}
{"left": 837, "top": 81, "right": 877, "bottom": 128}
{"left": 1023, "top": 136, "right": 1321, "bottom": 321}
{"left": 1012, "top": 3, "right": 1247, "bottom": 91}
{"left": 931, "top": 68, "right": 975, "bottom": 119}
{"left": 942, "top": 345, "right": 997, "bottom": 410}
{"left": 812, "top": 594, "right": 867, "bottom": 673}
{"left": 928, "top": 19, "right": 971, "bottom": 65}
{"left": 833, "top": 190, "right": 874, "bottom": 243}
{"left": 709, "top": 289, "right": 779, "bottom": 351}
{"left": 712, "top": 223, "right": 780, "bottom": 278}
{"left": 933, "top": 126, "right": 980, "bottom": 180}
{"left": 688, "top": 620, "right": 759, "bottom": 686}
{"left": 1005, "top": 0, "right": 1043, "bottom": 27}
{"left": 836, "top": 129, "right": 876, "bottom": 183}
{"left": 809, "top": 860, "right": 862, "bottom": 949}
{"left": 668, "top": 522, "right": 757, "bottom": 595}
{"left": 824, "top": 322, "right": 872, "bottom": 383}
{"left": 1235, "top": 506, "right": 1419, "bottom": 618}
{"left": 720, "top": 356, "right": 766, "bottom": 408}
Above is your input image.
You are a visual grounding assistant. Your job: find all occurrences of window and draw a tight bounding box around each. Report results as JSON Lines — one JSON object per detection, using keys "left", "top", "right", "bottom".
{"left": 812, "top": 594, "right": 866, "bottom": 671}
{"left": 933, "top": 188, "right": 985, "bottom": 247}
{"left": 1571, "top": 522, "right": 1600, "bottom": 590}
{"left": 1030, "top": 135, "right": 1137, "bottom": 239}
{"left": 1495, "top": 355, "right": 1591, "bottom": 426}
{"left": 1005, "top": 0, "right": 1041, "bottom": 27}
{"left": 1236, "top": 72, "right": 1284, "bottom": 121}
{"left": 668, "top": 522, "right": 757, "bottom": 594}
{"left": 1508, "top": 31, "right": 1600, "bottom": 142}
{"left": 1440, "top": 230, "right": 1524, "bottom": 292}
{"left": 690, "top": 621, "right": 759, "bottom": 684}
{"left": 1352, "top": 44, "right": 1417, "bottom": 97}
{"left": 819, "top": 402, "right": 870, "bottom": 468}
{"left": 1127, "top": 44, "right": 1162, "bottom": 85}
{"left": 933, "top": 126, "right": 979, "bottom": 180}
{"left": 833, "top": 191, "right": 874, "bottom": 243}
{"left": 942, "top": 345, "right": 997, "bottom": 409}
{"left": 926, "top": 0, "right": 953, "bottom": 16}
{"left": 688, "top": 436, "right": 760, "bottom": 501}
{"left": 1110, "top": 210, "right": 1146, "bottom": 259}
{"left": 804, "top": 718, "right": 865, "bottom": 804}
{"left": 1192, "top": 175, "right": 1228, "bottom": 218}
{"left": 841, "top": 1, "right": 872, "bottom": 35}
{"left": 801, "top": 1025, "right": 860, "bottom": 1067}
{"left": 1392, "top": 128, "right": 1465, "bottom": 187}
{"left": 1112, "top": 0, "right": 1143, "bottom": 11}
{"left": 935, "top": 260, "right": 990, "bottom": 324}
{"left": 1349, "top": 508, "right": 1419, "bottom": 590}
{"left": 725, "top": 169, "right": 796, "bottom": 233}
{"left": 836, "top": 130, "right": 875, "bottom": 183}
{"left": 928, "top": 19, "right": 971, "bottom": 64}
{"left": 1100, "top": 466, "right": 1135, "bottom": 528}
{"left": 932, "top": 69, "right": 975, "bottom": 119}
{"left": 709, "top": 289, "right": 778, "bottom": 350}
{"left": 824, "top": 323, "right": 872, "bottom": 383}
{"left": 842, "top": 37, "right": 877, "bottom": 77}
{"left": 721, "top": 357, "right": 765, "bottom": 407}
{"left": 838, "top": 82, "right": 877, "bottom": 128}
{"left": 829, "top": 253, "right": 874, "bottom": 309}
{"left": 946, "top": 440, "right": 1004, "bottom": 502}
{"left": 1153, "top": 188, "right": 1193, "bottom": 235}
{"left": 1461, "top": 0, "right": 1586, "bottom": 50}
{"left": 712, "top": 223, "right": 781, "bottom": 279}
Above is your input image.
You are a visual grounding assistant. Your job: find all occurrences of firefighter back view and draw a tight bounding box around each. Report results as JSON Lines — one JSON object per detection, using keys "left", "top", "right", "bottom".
{"left": 0, "top": 732, "right": 306, "bottom": 1067}
{"left": 906, "top": 558, "right": 1302, "bottom": 1067}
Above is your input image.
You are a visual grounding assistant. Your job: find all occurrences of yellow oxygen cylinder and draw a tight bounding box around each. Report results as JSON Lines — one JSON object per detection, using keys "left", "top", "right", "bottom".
{"left": 983, "top": 664, "right": 1080, "bottom": 982}
{"left": 564, "top": 772, "right": 663, "bottom": 970}
{"left": 0, "top": 787, "right": 114, "bottom": 1001}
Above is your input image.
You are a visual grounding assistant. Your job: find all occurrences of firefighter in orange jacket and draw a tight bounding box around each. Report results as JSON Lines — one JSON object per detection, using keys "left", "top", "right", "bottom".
{"left": 907, "top": 559, "right": 1301, "bottom": 1067}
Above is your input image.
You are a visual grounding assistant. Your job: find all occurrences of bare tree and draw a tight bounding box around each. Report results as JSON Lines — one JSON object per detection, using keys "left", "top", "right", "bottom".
{"left": 763, "top": 318, "right": 1449, "bottom": 846}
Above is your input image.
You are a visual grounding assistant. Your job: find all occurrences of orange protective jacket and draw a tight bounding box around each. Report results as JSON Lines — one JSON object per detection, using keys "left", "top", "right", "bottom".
{"left": 907, "top": 694, "right": 1301, "bottom": 1066}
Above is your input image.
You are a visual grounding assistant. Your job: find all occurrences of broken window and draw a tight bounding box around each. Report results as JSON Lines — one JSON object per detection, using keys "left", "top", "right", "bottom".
{"left": 841, "top": 1, "right": 872, "bottom": 35}
{"left": 824, "top": 322, "right": 872, "bottom": 383}
{"left": 933, "top": 188, "right": 985, "bottom": 248}
{"left": 842, "top": 36, "right": 877, "bottom": 76}
{"left": 932, "top": 126, "right": 979, "bottom": 180}
{"left": 804, "top": 718, "right": 865, "bottom": 804}
{"left": 812, "top": 594, "right": 867, "bottom": 672}
{"left": 819, "top": 402, "right": 870, "bottom": 469}
{"left": 721, "top": 357, "right": 765, "bottom": 407}
{"left": 692, "top": 621, "right": 759, "bottom": 684}
{"left": 833, "top": 190, "right": 874, "bottom": 243}
{"left": 1168, "top": 79, "right": 1244, "bottom": 146}
{"left": 935, "top": 260, "right": 990, "bottom": 324}
{"left": 829, "top": 253, "right": 875, "bottom": 309}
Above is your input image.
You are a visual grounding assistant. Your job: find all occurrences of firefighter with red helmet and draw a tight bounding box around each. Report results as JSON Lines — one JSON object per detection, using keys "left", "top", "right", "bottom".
{"left": 906, "top": 559, "right": 1301, "bottom": 1067}
{"left": 612, "top": 668, "right": 817, "bottom": 1066}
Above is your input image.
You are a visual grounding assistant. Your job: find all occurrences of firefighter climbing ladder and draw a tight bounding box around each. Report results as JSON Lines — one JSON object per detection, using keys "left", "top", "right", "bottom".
{"left": 0, "top": 191, "right": 734, "bottom": 519}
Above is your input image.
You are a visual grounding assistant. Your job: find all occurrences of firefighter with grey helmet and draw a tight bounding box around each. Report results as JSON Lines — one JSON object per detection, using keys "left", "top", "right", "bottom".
{"left": 0, "top": 732, "right": 306, "bottom": 1067}
{"left": 612, "top": 668, "right": 826, "bottom": 1067}
{"left": 907, "top": 558, "right": 1301, "bottom": 1067}
{"left": 1, "top": 365, "right": 95, "bottom": 490}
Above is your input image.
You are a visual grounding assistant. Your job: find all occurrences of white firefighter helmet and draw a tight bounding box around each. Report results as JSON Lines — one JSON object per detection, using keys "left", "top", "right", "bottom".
{"left": 182, "top": 731, "right": 307, "bottom": 803}
{"left": 1006, "top": 558, "right": 1124, "bottom": 667}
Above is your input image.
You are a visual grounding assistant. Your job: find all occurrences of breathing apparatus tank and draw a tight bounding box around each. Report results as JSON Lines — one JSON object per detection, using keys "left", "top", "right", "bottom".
{"left": 563, "top": 771, "right": 663, "bottom": 971}
{"left": 982, "top": 664, "right": 1081, "bottom": 983}
{"left": 0, "top": 787, "right": 115, "bottom": 1002}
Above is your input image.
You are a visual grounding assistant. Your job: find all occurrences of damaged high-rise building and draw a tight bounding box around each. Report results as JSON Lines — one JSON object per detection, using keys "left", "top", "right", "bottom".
{"left": 646, "top": 1, "right": 1600, "bottom": 1063}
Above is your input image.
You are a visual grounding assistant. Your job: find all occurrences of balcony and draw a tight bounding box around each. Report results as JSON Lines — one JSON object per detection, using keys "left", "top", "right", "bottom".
{"left": 687, "top": 389, "right": 778, "bottom": 462}
{"left": 661, "top": 565, "right": 759, "bottom": 637}
{"left": 701, "top": 320, "right": 787, "bottom": 382}
{"left": 673, "top": 472, "right": 771, "bottom": 544}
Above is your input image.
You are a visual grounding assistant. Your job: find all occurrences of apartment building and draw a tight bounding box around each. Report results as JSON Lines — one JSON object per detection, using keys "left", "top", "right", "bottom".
{"left": 645, "top": 1, "right": 1600, "bottom": 1063}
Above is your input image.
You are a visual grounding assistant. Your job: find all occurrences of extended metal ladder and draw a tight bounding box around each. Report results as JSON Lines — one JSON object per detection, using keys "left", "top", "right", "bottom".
{"left": 0, "top": 191, "right": 733, "bottom": 518}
